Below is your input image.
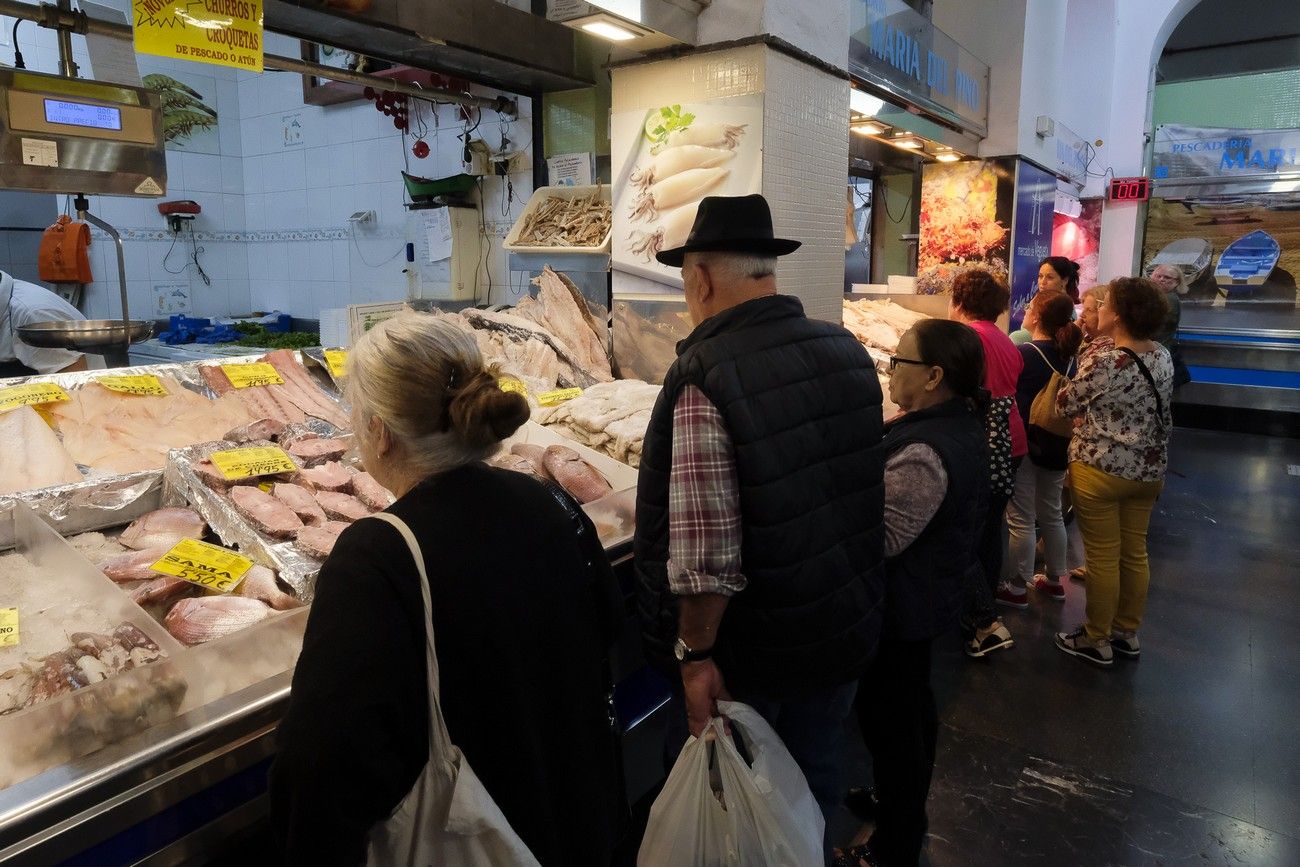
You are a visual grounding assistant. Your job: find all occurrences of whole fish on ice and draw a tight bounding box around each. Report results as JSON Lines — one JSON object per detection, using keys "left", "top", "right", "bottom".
{"left": 165, "top": 596, "right": 273, "bottom": 645}
{"left": 100, "top": 546, "right": 173, "bottom": 583}
{"left": 119, "top": 508, "right": 207, "bottom": 551}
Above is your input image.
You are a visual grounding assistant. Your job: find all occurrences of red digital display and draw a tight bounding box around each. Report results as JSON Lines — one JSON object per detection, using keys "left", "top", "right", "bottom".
{"left": 1108, "top": 176, "right": 1151, "bottom": 202}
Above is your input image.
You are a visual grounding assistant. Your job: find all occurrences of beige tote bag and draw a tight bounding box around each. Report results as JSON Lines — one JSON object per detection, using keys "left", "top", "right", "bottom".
{"left": 365, "top": 513, "right": 541, "bottom": 867}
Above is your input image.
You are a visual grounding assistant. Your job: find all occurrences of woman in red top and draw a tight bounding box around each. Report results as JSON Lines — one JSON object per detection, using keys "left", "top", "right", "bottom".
{"left": 949, "top": 269, "right": 1025, "bottom": 658}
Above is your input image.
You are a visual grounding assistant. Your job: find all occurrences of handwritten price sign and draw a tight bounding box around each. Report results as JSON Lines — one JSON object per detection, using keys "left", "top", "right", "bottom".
{"left": 221, "top": 362, "right": 284, "bottom": 389}
{"left": 151, "top": 540, "right": 254, "bottom": 594}
{"left": 209, "top": 445, "right": 298, "bottom": 480}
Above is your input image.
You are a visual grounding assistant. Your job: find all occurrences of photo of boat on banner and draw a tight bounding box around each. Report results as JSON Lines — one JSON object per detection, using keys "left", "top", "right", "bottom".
{"left": 1144, "top": 195, "right": 1300, "bottom": 306}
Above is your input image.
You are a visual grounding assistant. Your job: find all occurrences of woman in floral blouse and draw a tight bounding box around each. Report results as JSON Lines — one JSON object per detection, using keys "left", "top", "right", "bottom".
{"left": 1054, "top": 277, "right": 1174, "bottom": 667}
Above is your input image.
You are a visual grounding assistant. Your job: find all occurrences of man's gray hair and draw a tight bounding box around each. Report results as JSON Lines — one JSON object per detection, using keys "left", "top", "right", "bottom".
{"left": 689, "top": 251, "right": 778, "bottom": 281}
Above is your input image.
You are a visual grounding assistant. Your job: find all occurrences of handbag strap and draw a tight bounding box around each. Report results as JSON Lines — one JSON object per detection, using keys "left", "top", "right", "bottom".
{"left": 1026, "top": 341, "right": 1065, "bottom": 377}
{"left": 1118, "top": 347, "right": 1166, "bottom": 427}
{"left": 368, "top": 512, "right": 456, "bottom": 763}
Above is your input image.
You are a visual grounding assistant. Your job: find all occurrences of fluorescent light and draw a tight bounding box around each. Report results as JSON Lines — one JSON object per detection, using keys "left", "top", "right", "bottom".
{"left": 582, "top": 20, "right": 639, "bottom": 41}
{"left": 850, "top": 89, "right": 885, "bottom": 118}
{"left": 851, "top": 120, "right": 888, "bottom": 136}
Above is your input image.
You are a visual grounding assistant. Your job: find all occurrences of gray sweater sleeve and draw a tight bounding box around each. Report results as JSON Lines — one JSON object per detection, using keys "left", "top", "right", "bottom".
{"left": 884, "top": 443, "right": 948, "bottom": 558}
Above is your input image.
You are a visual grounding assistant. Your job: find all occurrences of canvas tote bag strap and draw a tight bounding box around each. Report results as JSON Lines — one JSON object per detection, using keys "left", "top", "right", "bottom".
{"left": 1026, "top": 341, "right": 1065, "bottom": 376}
{"left": 368, "top": 512, "right": 455, "bottom": 763}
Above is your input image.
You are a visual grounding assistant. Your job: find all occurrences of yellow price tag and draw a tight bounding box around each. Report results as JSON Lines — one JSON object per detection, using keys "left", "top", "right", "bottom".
{"left": 209, "top": 446, "right": 298, "bottom": 480}
{"left": 96, "top": 374, "right": 169, "bottom": 396}
{"left": 0, "top": 608, "right": 19, "bottom": 648}
{"left": 499, "top": 377, "right": 529, "bottom": 398}
{"left": 537, "top": 387, "right": 583, "bottom": 407}
{"left": 0, "top": 382, "right": 70, "bottom": 413}
{"left": 150, "top": 540, "right": 254, "bottom": 594}
{"left": 221, "top": 362, "right": 284, "bottom": 389}
{"left": 323, "top": 349, "right": 348, "bottom": 378}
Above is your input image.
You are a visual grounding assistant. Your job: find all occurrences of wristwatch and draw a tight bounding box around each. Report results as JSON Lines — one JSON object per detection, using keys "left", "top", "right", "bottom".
{"left": 674, "top": 636, "right": 713, "bottom": 663}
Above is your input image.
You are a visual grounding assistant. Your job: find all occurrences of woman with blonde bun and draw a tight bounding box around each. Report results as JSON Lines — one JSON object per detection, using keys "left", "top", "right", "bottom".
{"left": 272, "top": 312, "right": 625, "bottom": 865}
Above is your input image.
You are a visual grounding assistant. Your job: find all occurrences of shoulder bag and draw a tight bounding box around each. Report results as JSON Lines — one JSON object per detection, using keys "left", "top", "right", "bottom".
{"left": 1026, "top": 343, "right": 1075, "bottom": 438}
{"left": 364, "top": 512, "right": 541, "bottom": 867}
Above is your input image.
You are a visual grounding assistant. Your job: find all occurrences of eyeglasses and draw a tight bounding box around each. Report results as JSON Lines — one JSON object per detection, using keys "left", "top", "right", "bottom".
{"left": 888, "top": 356, "right": 930, "bottom": 372}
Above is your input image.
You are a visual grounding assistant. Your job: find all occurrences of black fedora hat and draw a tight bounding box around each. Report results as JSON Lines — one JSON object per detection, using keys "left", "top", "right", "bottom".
{"left": 655, "top": 194, "right": 801, "bottom": 267}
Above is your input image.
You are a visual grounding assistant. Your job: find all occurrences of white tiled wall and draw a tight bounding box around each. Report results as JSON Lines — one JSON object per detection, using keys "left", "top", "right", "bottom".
{"left": 0, "top": 10, "right": 533, "bottom": 322}
{"left": 761, "top": 49, "right": 850, "bottom": 324}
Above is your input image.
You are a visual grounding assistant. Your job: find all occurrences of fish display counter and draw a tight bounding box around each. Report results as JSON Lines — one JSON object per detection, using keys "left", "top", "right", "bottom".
{"left": 0, "top": 351, "right": 667, "bottom": 860}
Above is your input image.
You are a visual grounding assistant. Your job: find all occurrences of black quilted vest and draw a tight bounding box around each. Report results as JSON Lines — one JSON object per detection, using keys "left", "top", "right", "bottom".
{"left": 634, "top": 294, "right": 886, "bottom": 699}
{"left": 881, "top": 399, "right": 989, "bottom": 641}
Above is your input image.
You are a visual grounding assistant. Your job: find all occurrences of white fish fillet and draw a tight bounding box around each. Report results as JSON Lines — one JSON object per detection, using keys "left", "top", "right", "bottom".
{"left": 0, "top": 405, "right": 83, "bottom": 494}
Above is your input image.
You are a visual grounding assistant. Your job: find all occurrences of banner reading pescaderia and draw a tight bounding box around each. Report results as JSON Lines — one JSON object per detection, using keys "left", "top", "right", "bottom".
{"left": 133, "top": 0, "right": 263, "bottom": 72}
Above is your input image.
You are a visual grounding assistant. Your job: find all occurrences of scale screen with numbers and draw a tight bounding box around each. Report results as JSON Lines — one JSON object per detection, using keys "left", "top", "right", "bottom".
{"left": 0, "top": 68, "right": 166, "bottom": 197}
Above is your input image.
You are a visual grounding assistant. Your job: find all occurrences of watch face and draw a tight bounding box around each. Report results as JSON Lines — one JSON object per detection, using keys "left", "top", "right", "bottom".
{"left": 674, "top": 639, "right": 686, "bottom": 661}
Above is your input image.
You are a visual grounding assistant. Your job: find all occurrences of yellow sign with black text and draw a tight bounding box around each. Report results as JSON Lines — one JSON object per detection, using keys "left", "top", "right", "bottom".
{"left": 0, "top": 382, "right": 70, "bottom": 414}
{"left": 0, "top": 608, "right": 19, "bottom": 648}
{"left": 97, "top": 374, "right": 169, "bottom": 397}
{"left": 209, "top": 445, "right": 298, "bottom": 480}
{"left": 150, "top": 539, "right": 254, "bottom": 593}
{"left": 221, "top": 362, "right": 283, "bottom": 388}
{"left": 323, "top": 350, "right": 348, "bottom": 379}
{"left": 132, "top": 0, "right": 264, "bottom": 72}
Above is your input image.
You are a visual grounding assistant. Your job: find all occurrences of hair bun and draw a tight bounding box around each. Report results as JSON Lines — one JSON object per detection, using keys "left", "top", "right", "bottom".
{"left": 446, "top": 370, "right": 529, "bottom": 448}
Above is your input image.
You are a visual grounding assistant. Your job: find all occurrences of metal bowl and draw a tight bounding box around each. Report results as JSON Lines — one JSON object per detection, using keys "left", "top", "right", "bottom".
{"left": 17, "top": 320, "right": 153, "bottom": 351}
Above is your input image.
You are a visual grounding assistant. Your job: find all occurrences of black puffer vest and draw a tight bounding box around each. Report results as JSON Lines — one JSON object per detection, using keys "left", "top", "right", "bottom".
{"left": 881, "top": 399, "right": 989, "bottom": 641}
{"left": 635, "top": 295, "right": 885, "bottom": 699}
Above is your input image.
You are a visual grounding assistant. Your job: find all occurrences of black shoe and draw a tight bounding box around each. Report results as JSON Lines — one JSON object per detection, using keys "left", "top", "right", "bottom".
{"left": 844, "top": 786, "right": 879, "bottom": 821}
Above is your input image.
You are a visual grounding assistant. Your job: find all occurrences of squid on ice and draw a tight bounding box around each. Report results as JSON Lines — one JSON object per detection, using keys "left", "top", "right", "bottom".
{"left": 630, "top": 146, "right": 736, "bottom": 191}
{"left": 630, "top": 168, "right": 729, "bottom": 223}
{"left": 653, "top": 123, "right": 747, "bottom": 154}
{"left": 628, "top": 201, "right": 701, "bottom": 262}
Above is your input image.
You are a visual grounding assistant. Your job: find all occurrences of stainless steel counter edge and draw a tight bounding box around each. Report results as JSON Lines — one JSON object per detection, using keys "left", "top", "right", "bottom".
{"left": 0, "top": 672, "right": 293, "bottom": 855}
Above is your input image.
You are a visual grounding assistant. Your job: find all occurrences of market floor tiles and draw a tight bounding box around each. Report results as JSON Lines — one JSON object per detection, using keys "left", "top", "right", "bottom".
{"left": 829, "top": 428, "right": 1300, "bottom": 865}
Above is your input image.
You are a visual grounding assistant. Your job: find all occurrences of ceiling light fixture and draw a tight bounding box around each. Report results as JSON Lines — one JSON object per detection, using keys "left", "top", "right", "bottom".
{"left": 568, "top": 12, "right": 652, "bottom": 42}
{"left": 850, "top": 120, "right": 888, "bottom": 136}
{"left": 890, "top": 134, "right": 924, "bottom": 150}
{"left": 934, "top": 149, "right": 962, "bottom": 162}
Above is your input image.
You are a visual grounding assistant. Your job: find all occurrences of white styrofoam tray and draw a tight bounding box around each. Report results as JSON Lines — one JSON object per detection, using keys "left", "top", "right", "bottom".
{"left": 504, "top": 185, "right": 612, "bottom": 255}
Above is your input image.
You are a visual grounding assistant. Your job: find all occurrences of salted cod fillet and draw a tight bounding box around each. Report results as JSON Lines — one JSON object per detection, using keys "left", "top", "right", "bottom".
{"left": 0, "top": 405, "right": 84, "bottom": 493}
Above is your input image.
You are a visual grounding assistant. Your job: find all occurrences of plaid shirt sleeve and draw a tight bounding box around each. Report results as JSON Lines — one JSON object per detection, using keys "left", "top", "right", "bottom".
{"left": 666, "top": 384, "right": 746, "bottom": 597}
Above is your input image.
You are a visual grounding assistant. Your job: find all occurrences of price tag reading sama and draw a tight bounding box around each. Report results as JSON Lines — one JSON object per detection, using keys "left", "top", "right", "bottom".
{"left": 323, "top": 350, "right": 348, "bottom": 378}
{"left": 499, "top": 377, "right": 528, "bottom": 398}
{"left": 537, "top": 387, "right": 583, "bottom": 407}
{"left": 150, "top": 540, "right": 254, "bottom": 594}
{"left": 0, "top": 382, "right": 70, "bottom": 413}
{"left": 209, "top": 446, "right": 299, "bottom": 481}
{"left": 0, "top": 608, "right": 19, "bottom": 648}
{"left": 221, "top": 363, "right": 284, "bottom": 389}
{"left": 96, "top": 374, "right": 169, "bottom": 396}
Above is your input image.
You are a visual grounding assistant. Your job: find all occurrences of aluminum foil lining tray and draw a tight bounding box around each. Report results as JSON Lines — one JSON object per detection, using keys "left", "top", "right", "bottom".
{"left": 301, "top": 347, "right": 345, "bottom": 392}
{"left": 0, "top": 361, "right": 220, "bottom": 550}
{"left": 162, "top": 421, "right": 349, "bottom": 603}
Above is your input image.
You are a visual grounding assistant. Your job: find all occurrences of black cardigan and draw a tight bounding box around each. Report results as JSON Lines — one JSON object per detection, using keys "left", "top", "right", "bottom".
{"left": 270, "top": 462, "right": 624, "bottom": 865}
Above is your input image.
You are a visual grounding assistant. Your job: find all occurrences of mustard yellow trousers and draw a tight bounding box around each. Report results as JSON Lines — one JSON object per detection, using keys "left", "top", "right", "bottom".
{"left": 1069, "top": 461, "right": 1163, "bottom": 642}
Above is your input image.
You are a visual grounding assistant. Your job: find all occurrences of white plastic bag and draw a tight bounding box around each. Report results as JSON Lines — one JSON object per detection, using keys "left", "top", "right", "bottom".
{"left": 637, "top": 700, "right": 824, "bottom": 866}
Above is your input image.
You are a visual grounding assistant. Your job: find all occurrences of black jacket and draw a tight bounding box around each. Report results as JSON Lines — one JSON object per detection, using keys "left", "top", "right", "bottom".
{"left": 882, "top": 399, "right": 989, "bottom": 641}
{"left": 635, "top": 294, "right": 886, "bottom": 699}
{"left": 271, "top": 463, "right": 624, "bottom": 866}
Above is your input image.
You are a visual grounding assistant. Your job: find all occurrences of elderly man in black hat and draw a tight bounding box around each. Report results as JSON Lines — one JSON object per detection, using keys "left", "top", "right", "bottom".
{"left": 634, "top": 194, "right": 887, "bottom": 826}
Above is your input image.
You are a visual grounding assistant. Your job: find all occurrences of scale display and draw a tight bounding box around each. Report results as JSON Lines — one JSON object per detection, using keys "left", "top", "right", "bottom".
{"left": 43, "top": 98, "right": 122, "bottom": 131}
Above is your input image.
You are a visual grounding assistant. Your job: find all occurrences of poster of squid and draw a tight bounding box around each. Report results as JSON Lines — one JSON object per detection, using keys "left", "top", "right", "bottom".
{"left": 611, "top": 94, "right": 764, "bottom": 288}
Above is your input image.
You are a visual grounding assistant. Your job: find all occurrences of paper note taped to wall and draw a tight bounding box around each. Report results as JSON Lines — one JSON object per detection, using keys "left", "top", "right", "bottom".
{"left": 423, "top": 209, "right": 453, "bottom": 263}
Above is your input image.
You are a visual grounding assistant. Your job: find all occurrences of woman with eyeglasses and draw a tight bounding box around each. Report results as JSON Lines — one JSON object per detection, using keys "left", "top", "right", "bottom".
{"left": 947, "top": 269, "right": 1024, "bottom": 658}
{"left": 1054, "top": 277, "right": 1173, "bottom": 667}
{"left": 836, "top": 319, "right": 990, "bottom": 867}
